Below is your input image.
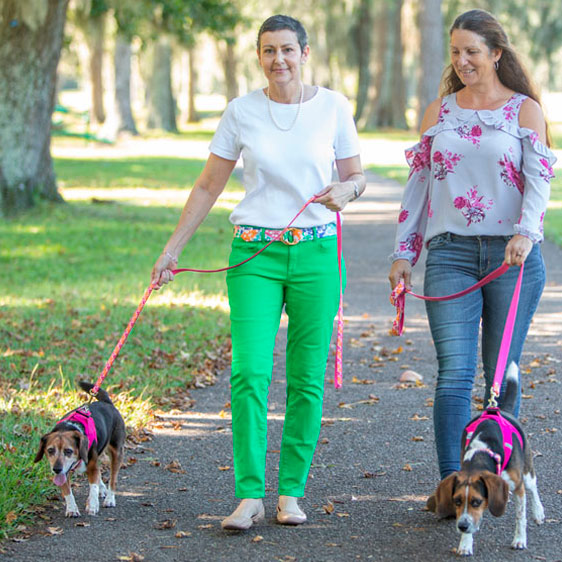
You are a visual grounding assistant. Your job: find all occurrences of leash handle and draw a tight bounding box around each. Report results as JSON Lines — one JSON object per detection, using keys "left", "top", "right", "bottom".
{"left": 93, "top": 195, "right": 346, "bottom": 394}
{"left": 489, "top": 262, "right": 524, "bottom": 406}
{"left": 334, "top": 212, "right": 343, "bottom": 389}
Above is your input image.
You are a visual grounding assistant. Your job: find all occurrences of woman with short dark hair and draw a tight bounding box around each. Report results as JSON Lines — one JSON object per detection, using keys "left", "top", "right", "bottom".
{"left": 152, "top": 14, "right": 364, "bottom": 529}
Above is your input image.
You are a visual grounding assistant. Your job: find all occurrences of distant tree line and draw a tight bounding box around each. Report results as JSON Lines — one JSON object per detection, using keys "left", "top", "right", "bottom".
{"left": 1, "top": 0, "right": 561, "bottom": 215}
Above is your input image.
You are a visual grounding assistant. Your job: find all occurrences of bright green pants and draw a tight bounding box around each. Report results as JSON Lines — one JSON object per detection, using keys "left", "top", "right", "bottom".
{"left": 226, "top": 235, "right": 345, "bottom": 498}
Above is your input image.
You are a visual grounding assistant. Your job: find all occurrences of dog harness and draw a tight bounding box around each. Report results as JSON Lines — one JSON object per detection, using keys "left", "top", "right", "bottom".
{"left": 464, "top": 408, "right": 523, "bottom": 475}
{"left": 57, "top": 405, "right": 98, "bottom": 451}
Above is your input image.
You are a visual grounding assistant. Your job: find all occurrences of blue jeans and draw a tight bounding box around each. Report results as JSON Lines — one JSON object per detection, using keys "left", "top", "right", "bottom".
{"left": 424, "top": 233, "right": 545, "bottom": 479}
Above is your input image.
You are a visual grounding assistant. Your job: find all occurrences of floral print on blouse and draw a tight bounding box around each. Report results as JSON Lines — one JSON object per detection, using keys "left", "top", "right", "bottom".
{"left": 392, "top": 92, "right": 557, "bottom": 265}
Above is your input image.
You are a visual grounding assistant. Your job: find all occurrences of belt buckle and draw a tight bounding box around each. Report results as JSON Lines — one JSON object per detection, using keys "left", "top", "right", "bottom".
{"left": 282, "top": 227, "right": 301, "bottom": 246}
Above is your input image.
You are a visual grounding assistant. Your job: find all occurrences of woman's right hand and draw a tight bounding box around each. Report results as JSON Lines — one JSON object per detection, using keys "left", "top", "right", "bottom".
{"left": 151, "top": 252, "right": 178, "bottom": 290}
{"left": 389, "top": 259, "right": 413, "bottom": 291}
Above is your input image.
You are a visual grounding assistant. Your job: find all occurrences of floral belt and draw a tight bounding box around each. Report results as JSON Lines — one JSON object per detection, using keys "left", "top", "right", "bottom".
{"left": 233, "top": 223, "right": 337, "bottom": 246}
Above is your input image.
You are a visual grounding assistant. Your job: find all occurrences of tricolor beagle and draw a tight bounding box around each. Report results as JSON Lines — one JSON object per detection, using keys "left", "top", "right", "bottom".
{"left": 34, "top": 381, "right": 126, "bottom": 517}
{"left": 431, "top": 362, "right": 544, "bottom": 556}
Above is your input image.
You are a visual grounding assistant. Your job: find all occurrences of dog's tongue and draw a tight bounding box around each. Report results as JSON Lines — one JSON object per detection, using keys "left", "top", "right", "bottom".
{"left": 53, "top": 473, "right": 66, "bottom": 486}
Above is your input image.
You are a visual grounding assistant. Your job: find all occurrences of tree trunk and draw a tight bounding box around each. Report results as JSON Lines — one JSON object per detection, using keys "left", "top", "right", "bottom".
{"left": 365, "top": 0, "right": 407, "bottom": 129}
{"left": 219, "top": 40, "right": 239, "bottom": 102}
{"left": 353, "top": 0, "right": 372, "bottom": 123}
{"left": 146, "top": 37, "right": 177, "bottom": 132}
{"left": 417, "top": 0, "right": 443, "bottom": 128}
{"left": 86, "top": 12, "right": 105, "bottom": 124}
{"left": 113, "top": 34, "right": 138, "bottom": 136}
{"left": 0, "top": 0, "right": 68, "bottom": 216}
{"left": 187, "top": 45, "right": 199, "bottom": 123}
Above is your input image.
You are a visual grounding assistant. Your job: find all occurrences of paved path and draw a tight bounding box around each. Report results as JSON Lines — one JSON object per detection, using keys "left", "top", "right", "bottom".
{"left": 3, "top": 173, "right": 562, "bottom": 562}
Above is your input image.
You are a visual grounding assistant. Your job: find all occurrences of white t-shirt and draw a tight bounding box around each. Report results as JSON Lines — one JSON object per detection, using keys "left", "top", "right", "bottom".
{"left": 209, "top": 87, "right": 360, "bottom": 228}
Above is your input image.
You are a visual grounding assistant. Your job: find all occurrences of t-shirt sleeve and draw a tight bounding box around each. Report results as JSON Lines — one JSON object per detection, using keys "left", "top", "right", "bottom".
{"left": 334, "top": 94, "right": 360, "bottom": 160}
{"left": 208, "top": 101, "right": 241, "bottom": 161}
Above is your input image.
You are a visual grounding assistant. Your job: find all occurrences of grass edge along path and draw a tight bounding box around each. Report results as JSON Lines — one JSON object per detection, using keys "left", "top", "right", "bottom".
{"left": 0, "top": 156, "right": 241, "bottom": 541}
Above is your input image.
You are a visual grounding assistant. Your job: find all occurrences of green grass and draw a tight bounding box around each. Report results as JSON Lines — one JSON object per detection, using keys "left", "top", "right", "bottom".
{"left": 55, "top": 156, "right": 213, "bottom": 189}
{"left": 0, "top": 155, "right": 241, "bottom": 539}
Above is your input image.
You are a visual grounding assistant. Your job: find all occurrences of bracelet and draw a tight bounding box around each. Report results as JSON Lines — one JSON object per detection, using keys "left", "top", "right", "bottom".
{"left": 165, "top": 251, "right": 177, "bottom": 262}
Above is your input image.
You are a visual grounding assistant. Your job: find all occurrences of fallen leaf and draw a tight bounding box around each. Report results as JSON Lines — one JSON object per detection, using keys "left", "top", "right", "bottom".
{"left": 411, "top": 436, "right": 424, "bottom": 442}
{"left": 165, "top": 460, "right": 186, "bottom": 474}
{"left": 403, "top": 464, "right": 413, "bottom": 471}
{"left": 410, "top": 414, "right": 429, "bottom": 421}
{"left": 218, "top": 466, "right": 231, "bottom": 471}
{"left": 47, "top": 527, "right": 63, "bottom": 535}
{"left": 323, "top": 501, "right": 335, "bottom": 514}
{"left": 175, "top": 531, "right": 192, "bottom": 538}
{"left": 251, "top": 535, "right": 263, "bottom": 543}
{"left": 154, "top": 519, "right": 177, "bottom": 530}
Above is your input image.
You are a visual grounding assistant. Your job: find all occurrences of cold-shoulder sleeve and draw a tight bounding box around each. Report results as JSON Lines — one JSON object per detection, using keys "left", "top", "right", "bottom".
{"left": 391, "top": 135, "right": 433, "bottom": 265}
{"left": 514, "top": 130, "right": 556, "bottom": 242}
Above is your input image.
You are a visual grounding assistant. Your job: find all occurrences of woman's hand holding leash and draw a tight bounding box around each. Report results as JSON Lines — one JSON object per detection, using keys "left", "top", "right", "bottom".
{"left": 314, "top": 180, "right": 359, "bottom": 212}
{"left": 151, "top": 251, "right": 177, "bottom": 290}
{"left": 389, "top": 259, "right": 412, "bottom": 292}
{"left": 505, "top": 234, "right": 532, "bottom": 266}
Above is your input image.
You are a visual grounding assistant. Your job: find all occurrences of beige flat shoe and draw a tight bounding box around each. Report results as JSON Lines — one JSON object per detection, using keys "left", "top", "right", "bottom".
{"left": 276, "top": 496, "right": 307, "bottom": 525}
{"left": 221, "top": 499, "right": 265, "bottom": 531}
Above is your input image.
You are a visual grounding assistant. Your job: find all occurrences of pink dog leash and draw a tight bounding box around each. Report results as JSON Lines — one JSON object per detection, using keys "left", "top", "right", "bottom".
{"left": 91, "top": 197, "right": 345, "bottom": 397}
{"left": 389, "top": 262, "right": 510, "bottom": 337}
{"left": 390, "top": 262, "right": 524, "bottom": 406}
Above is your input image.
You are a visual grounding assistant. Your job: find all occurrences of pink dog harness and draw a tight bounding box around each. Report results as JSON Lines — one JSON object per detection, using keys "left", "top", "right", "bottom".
{"left": 464, "top": 408, "right": 523, "bottom": 474}
{"left": 57, "top": 406, "right": 97, "bottom": 451}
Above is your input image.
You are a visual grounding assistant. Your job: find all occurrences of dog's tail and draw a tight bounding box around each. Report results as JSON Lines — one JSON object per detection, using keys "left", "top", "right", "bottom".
{"left": 500, "top": 361, "right": 519, "bottom": 414}
{"left": 77, "top": 381, "right": 113, "bottom": 404}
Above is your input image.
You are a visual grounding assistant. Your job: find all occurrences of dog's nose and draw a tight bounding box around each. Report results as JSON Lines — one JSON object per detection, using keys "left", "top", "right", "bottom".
{"left": 53, "top": 466, "right": 63, "bottom": 474}
{"left": 457, "top": 519, "right": 470, "bottom": 533}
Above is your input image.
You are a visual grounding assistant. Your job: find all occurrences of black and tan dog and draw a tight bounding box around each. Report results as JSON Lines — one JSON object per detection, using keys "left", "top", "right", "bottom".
{"left": 431, "top": 362, "right": 544, "bottom": 556}
{"left": 34, "top": 381, "right": 125, "bottom": 517}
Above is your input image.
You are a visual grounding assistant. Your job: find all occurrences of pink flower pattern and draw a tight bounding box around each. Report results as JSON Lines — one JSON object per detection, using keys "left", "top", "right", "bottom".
{"left": 457, "top": 124, "right": 482, "bottom": 147}
{"left": 433, "top": 149, "right": 462, "bottom": 181}
{"left": 498, "top": 155, "right": 524, "bottom": 194}
{"left": 454, "top": 187, "right": 494, "bottom": 227}
{"left": 398, "top": 209, "right": 409, "bottom": 223}
{"left": 406, "top": 136, "right": 432, "bottom": 178}
{"left": 398, "top": 233, "right": 423, "bottom": 265}
{"left": 394, "top": 92, "right": 556, "bottom": 261}
{"left": 503, "top": 95, "right": 525, "bottom": 122}
{"left": 539, "top": 158, "right": 554, "bottom": 181}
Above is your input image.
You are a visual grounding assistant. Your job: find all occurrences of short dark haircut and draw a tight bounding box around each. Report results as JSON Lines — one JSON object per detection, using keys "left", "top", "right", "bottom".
{"left": 257, "top": 15, "right": 308, "bottom": 52}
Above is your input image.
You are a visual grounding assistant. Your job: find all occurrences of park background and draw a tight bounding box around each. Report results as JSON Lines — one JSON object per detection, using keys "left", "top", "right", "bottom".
{"left": 2, "top": 0, "right": 562, "bottom": 543}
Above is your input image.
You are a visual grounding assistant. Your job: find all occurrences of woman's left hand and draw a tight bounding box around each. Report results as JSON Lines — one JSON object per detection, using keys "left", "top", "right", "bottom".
{"left": 505, "top": 234, "right": 533, "bottom": 266}
{"left": 314, "top": 181, "right": 356, "bottom": 212}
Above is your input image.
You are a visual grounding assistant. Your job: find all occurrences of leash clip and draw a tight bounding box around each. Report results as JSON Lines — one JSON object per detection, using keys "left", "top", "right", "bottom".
{"left": 487, "top": 384, "right": 500, "bottom": 409}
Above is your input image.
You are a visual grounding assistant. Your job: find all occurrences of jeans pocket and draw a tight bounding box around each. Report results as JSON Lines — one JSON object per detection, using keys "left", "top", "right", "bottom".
{"left": 427, "top": 234, "right": 450, "bottom": 250}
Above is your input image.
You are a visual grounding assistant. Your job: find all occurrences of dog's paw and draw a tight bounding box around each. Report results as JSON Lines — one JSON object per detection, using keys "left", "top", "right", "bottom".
{"left": 533, "top": 504, "right": 545, "bottom": 525}
{"left": 457, "top": 534, "right": 473, "bottom": 556}
{"left": 103, "top": 491, "right": 116, "bottom": 508}
{"left": 511, "top": 538, "right": 527, "bottom": 550}
{"left": 65, "top": 507, "right": 81, "bottom": 518}
{"left": 85, "top": 498, "right": 100, "bottom": 516}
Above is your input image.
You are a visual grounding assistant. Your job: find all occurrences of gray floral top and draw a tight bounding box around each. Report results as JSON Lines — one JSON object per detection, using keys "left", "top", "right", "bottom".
{"left": 393, "top": 92, "right": 557, "bottom": 265}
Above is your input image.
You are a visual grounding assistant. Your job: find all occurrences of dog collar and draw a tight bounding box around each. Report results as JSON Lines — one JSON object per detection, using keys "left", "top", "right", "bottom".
{"left": 57, "top": 406, "right": 97, "bottom": 450}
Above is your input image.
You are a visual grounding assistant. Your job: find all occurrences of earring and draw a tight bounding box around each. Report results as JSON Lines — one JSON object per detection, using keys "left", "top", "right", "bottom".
{"left": 494, "top": 60, "right": 499, "bottom": 71}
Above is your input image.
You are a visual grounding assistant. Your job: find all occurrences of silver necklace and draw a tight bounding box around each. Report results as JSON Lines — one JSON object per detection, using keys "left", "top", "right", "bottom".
{"left": 267, "top": 83, "right": 304, "bottom": 131}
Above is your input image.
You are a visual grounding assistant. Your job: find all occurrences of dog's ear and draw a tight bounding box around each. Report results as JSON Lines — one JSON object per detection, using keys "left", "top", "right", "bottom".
{"left": 74, "top": 431, "right": 89, "bottom": 464}
{"left": 481, "top": 473, "right": 509, "bottom": 517}
{"left": 435, "top": 472, "right": 458, "bottom": 518}
{"left": 34, "top": 435, "right": 49, "bottom": 463}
